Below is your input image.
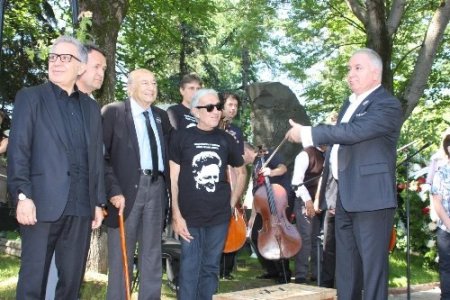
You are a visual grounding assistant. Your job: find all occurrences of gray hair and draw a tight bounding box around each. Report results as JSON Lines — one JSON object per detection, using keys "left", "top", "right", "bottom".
{"left": 190, "top": 88, "right": 219, "bottom": 111}
{"left": 51, "top": 36, "right": 88, "bottom": 63}
{"left": 352, "top": 48, "right": 383, "bottom": 73}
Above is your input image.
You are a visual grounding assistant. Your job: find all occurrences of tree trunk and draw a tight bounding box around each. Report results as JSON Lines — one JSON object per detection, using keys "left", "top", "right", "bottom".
{"left": 179, "top": 21, "right": 189, "bottom": 76}
{"left": 79, "top": 0, "right": 129, "bottom": 107}
{"left": 346, "top": 0, "right": 450, "bottom": 119}
{"left": 365, "top": 0, "right": 393, "bottom": 91}
{"left": 78, "top": 0, "right": 129, "bottom": 274}
{"left": 401, "top": 0, "right": 450, "bottom": 119}
{"left": 241, "top": 47, "right": 250, "bottom": 90}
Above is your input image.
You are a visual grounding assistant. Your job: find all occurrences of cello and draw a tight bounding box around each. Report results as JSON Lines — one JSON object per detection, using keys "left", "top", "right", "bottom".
{"left": 253, "top": 146, "right": 302, "bottom": 260}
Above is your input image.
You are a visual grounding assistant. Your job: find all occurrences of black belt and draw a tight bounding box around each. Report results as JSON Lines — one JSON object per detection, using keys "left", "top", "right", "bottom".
{"left": 140, "top": 169, "right": 164, "bottom": 177}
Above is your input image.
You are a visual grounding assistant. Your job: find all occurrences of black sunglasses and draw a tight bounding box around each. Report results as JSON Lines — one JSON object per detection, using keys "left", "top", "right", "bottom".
{"left": 196, "top": 103, "right": 223, "bottom": 112}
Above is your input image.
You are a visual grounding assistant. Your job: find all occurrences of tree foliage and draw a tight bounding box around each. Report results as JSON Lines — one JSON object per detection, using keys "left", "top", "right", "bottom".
{"left": 115, "top": 0, "right": 278, "bottom": 107}
{"left": 0, "top": 0, "right": 58, "bottom": 107}
{"left": 281, "top": 0, "right": 450, "bottom": 130}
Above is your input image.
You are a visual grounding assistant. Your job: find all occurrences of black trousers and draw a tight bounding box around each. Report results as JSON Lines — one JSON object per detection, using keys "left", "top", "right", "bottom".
{"left": 17, "top": 215, "right": 91, "bottom": 300}
{"left": 321, "top": 210, "right": 336, "bottom": 288}
{"left": 220, "top": 251, "right": 236, "bottom": 277}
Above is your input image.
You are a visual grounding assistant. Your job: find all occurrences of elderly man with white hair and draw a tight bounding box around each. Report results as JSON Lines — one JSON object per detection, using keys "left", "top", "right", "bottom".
{"left": 169, "top": 88, "right": 246, "bottom": 300}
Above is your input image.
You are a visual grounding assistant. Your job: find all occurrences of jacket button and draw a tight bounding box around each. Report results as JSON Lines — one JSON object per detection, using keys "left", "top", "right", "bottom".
{"left": 67, "top": 171, "right": 70, "bottom": 176}
{"left": 135, "top": 185, "right": 138, "bottom": 189}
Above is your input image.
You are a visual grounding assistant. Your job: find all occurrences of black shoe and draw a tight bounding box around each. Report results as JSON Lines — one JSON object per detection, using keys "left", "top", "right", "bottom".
{"left": 222, "top": 274, "right": 234, "bottom": 280}
{"left": 277, "top": 275, "right": 291, "bottom": 284}
{"left": 256, "top": 273, "right": 279, "bottom": 279}
{"left": 294, "top": 277, "right": 307, "bottom": 284}
{"left": 320, "top": 280, "right": 334, "bottom": 288}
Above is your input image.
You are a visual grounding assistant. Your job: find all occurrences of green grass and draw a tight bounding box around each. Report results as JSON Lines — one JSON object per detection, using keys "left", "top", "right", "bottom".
{"left": 388, "top": 250, "right": 439, "bottom": 287}
{"left": 0, "top": 247, "right": 439, "bottom": 299}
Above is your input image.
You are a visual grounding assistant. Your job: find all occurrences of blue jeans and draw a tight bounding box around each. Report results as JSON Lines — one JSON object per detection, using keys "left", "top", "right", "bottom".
{"left": 178, "top": 222, "right": 228, "bottom": 300}
{"left": 437, "top": 228, "right": 450, "bottom": 299}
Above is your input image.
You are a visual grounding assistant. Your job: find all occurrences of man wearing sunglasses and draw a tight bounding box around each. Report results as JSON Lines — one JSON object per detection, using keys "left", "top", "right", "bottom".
{"left": 8, "top": 36, "right": 106, "bottom": 299}
{"left": 170, "top": 89, "right": 246, "bottom": 299}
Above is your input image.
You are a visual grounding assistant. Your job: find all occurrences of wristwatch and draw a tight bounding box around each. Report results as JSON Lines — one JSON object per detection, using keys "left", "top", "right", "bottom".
{"left": 18, "top": 193, "right": 27, "bottom": 201}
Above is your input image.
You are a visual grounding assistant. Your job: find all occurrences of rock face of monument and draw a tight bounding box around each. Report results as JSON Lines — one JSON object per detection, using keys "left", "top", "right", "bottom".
{"left": 246, "top": 82, "right": 310, "bottom": 174}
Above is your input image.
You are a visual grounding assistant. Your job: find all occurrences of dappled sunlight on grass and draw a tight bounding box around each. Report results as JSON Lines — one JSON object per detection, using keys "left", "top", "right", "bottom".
{"left": 388, "top": 250, "right": 439, "bottom": 287}
{"left": 0, "top": 246, "right": 440, "bottom": 299}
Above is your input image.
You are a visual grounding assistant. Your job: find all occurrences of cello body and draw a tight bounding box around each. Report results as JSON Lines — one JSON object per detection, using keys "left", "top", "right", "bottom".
{"left": 253, "top": 183, "right": 302, "bottom": 260}
{"left": 223, "top": 207, "right": 247, "bottom": 253}
{"left": 222, "top": 160, "right": 247, "bottom": 253}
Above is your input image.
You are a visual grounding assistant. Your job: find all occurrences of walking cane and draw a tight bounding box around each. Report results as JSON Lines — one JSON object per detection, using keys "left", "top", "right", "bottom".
{"left": 119, "top": 214, "right": 131, "bottom": 300}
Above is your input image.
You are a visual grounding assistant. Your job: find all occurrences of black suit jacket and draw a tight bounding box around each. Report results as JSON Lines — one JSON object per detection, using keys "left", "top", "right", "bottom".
{"left": 7, "top": 82, "right": 106, "bottom": 221}
{"left": 312, "top": 86, "right": 403, "bottom": 212}
{"left": 102, "top": 99, "right": 171, "bottom": 228}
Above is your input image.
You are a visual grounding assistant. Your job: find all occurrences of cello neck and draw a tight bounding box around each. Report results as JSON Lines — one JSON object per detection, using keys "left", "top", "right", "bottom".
{"left": 259, "top": 155, "right": 277, "bottom": 216}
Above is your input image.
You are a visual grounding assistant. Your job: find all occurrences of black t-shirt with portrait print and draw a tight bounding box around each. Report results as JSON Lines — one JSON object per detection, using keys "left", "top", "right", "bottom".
{"left": 167, "top": 103, "right": 197, "bottom": 129}
{"left": 170, "top": 126, "right": 244, "bottom": 227}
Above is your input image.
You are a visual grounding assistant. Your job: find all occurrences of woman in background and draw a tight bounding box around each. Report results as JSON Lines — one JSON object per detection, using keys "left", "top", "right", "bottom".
{"left": 431, "top": 134, "right": 450, "bottom": 300}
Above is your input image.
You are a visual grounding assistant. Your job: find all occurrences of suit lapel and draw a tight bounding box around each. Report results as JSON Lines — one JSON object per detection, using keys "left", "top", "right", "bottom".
{"left": 125, "top": 99, "right": 141, "bottom": 162}
{"left": 41, "top": 83, "right": 70, "bottom": 150}
{"left": 348, "top": 86, "right": 381, "bottom": 123}
{"left": 337, "top": 100, "right": 350, "bottom": 124}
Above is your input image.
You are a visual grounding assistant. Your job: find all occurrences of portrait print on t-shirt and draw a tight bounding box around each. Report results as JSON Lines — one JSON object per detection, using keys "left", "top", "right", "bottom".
{"left": 169, "top": 127, "right": 244, "bottom": 227}
{"left": 192, "top": 150, "right": 222, "bottom": 192}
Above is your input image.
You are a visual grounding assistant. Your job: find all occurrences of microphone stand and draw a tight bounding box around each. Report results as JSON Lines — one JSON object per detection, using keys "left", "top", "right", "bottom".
{"left": 397, "top": 142, "right": 431, "bottom": 300}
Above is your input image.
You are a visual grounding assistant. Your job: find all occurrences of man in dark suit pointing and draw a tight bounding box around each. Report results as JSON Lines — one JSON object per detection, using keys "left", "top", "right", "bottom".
{"left": 7, "top": 36, "right": 106, "bottom": 299}
{"left": 286, "top": 48, "right": 403, "bottom": 299}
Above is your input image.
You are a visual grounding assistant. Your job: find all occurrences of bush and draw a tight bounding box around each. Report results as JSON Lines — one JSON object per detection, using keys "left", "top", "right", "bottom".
{"left": 395, "top": 176, "right": 438, "bottom": 268}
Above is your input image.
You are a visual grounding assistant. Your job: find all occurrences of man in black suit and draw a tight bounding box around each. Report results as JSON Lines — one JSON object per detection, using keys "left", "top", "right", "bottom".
{"left": 102, "top": 68, "right": 170, "bottom": 299}
{"left": 7, "top": 35, "right": 106, "bottom": 300}
{"left": 45, "top": 43, "right": 108, "bottom": 300}
{"left": 286, "top": 48, "right": 403, "bottom": 299}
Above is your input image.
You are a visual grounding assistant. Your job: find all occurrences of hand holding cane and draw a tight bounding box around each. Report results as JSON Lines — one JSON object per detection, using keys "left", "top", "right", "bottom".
{"left": 119, "top": 214, "right": 131, "bottom": 300}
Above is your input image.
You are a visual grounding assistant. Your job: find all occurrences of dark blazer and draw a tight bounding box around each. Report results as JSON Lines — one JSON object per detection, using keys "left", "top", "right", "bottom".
{"left": 102, "top": 99, "right": 171, "bottom": 228}
{"left": 312, "top": 86, "right": 403, "bottom": 212}
{"left": 7, "top": 82, "right": 106, "bottom": 221}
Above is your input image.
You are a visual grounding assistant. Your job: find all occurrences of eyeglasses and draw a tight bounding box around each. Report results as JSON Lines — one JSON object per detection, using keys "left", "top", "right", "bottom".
{"left": 196, "top": 103, "right": 223, "bottom": 112}
{"left": 48, "top": 53, "right": 81, "bottom": 63}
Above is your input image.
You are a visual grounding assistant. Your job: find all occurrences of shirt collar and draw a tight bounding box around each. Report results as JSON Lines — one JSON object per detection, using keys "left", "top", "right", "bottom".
{"left": 130, "top": 97, "right": 152, "bottom": 118}
{"left": 50, "top": 81, "right": 80, "bottom": 99}
{"left": 348, "top": 84, "right": 381, "bottom": 104}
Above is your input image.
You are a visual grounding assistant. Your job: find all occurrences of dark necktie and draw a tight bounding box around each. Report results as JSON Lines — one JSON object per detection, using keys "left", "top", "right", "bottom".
{"left": 143, "top": 111, "right": 159, "bottom": 181}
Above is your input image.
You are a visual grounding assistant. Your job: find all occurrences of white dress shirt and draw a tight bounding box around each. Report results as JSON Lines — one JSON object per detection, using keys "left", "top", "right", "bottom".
{"left": 130, "top": 98, "right": 164, "bottom": 171}
{"left": 301, "top": 84, "right": 380, "bottom": 179}
{"left": 291, "top": 150, "right": 313, "bottom": 202}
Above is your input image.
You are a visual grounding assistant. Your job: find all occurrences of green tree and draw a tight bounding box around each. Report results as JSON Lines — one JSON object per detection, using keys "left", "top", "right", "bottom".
{"left": 281, "top": 0, "right": 450, "bottom": 123}
{"left": 1, "top": 0, "right": 58, "bottom": 106}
